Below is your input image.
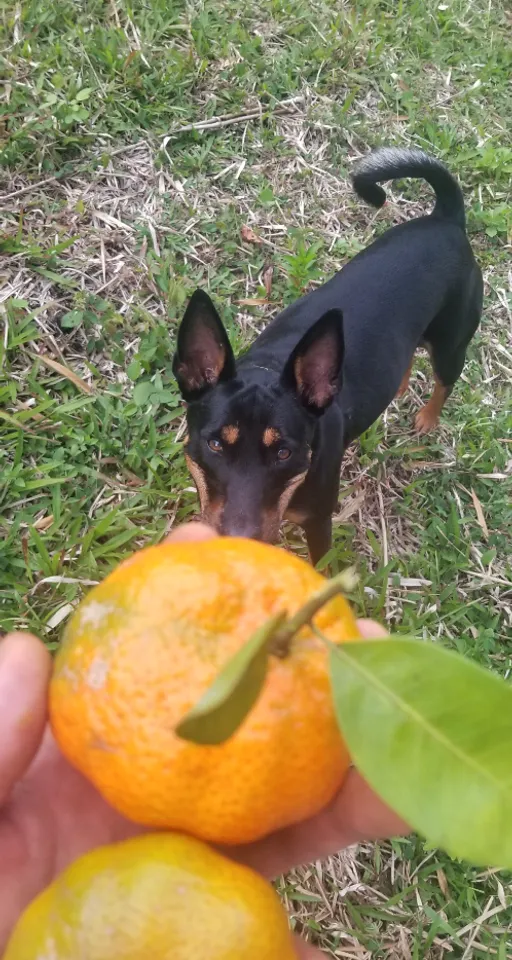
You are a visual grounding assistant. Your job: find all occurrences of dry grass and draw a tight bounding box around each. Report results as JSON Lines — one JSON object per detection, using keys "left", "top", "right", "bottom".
{"left": 1, "top": 0, "right": 511, "bottom": 955}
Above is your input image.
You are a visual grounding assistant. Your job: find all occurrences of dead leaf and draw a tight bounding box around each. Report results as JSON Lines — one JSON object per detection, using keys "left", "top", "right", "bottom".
{"left": 46, "top": 602, "right": 77, "bottom": 631}
{"left": 335, "top": 489, "right": 366, "bottom": 523}
{"left": 237, "top": 298, "right": 268, "bottom": 306}
{"left": 402, "top": 461, "right": 446, "bottom": 471}
{"left": 241, "top": 224, "right": 261, "bottom": 244}
{"left": 33, "top": 515, "right": 54, "bottom": 532}
{"left": 437, "top": 868, "right": 449, "bottom": 897}
{"left": 471, "top": 488, "right": 489, "bottom": 539}
{"left": 262, "top": 264, "right": 273, "bottom": 297}
{"left": 34, "top": 354, "right": 94, "bottom": 395}
{"left": 476, "top": 472, "right": 508, "bottom": 479}
{"left": 92, "top": 209, "right": 133, "bottom": 232}
{"left": 124, "top": 50, "right": 138, "bottom": 68}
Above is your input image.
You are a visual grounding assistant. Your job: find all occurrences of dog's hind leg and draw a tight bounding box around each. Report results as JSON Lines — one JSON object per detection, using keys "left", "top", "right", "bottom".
{"left": 396, "top": 354, "right": 415, "bottom": 398}
{"left": 415, "top": 375, "right": 452, "bottom": 433}
{"left": 415, "top": 284, "right": 482, "bottom": 434}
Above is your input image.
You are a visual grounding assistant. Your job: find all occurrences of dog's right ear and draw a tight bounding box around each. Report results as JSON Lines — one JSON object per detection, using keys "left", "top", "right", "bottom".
{"left": 173, "top": 290, "right": 236, "bottom": 401}
{"left": 281, "top": 308, "right": 344, "bottom": 414}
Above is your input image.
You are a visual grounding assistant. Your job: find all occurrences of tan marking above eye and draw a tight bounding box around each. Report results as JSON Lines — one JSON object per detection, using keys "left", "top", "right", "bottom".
{"left": 262, "top": 427, "right": 281, "bottom": 447}
{"left": 221, "top": 425, "right": 239, "bottom": 444}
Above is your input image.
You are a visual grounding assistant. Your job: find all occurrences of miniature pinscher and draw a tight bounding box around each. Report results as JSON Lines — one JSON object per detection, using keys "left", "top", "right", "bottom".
{"left": 173, "top": 147, "right": 483, "bottom": 565}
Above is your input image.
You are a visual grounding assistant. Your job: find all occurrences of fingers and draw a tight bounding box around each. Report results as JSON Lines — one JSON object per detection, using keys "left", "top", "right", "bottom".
{"left": 234, "top": 769, "right": 409, "bottom": 880}
{"left": 164, "top": 522, "right": 218, "bottom": 544}
{"left": 0, "top": 633, "right": 51, "bottom": 806}
{"left": 356, "top": 618, "right": 388, "bottom": 639}
{"left": 293, "top": 935, "right": 326, "bottom": 959}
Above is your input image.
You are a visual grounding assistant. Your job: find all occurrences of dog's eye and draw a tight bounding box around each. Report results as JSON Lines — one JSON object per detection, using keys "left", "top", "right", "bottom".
{"left": 277, "top": 447, "right": 291, "bottom": 461}
{"left": 207, "top": 438, "right": 223, "bottom": 454}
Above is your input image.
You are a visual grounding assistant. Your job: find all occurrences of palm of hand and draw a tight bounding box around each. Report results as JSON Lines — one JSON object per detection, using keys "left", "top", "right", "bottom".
{"left": 0, "top": 634, "right": 142, "bottom": 949}
{"left": 0, "top": 525, "right": 404, "bottom": 960}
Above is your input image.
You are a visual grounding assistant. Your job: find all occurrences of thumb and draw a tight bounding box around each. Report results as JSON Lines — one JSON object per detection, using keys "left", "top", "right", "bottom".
{"left": 164, "top": 521, "right": 218, "bottom": 544}
{"left": 294, "top": 936, "right": 326, "bottom": 959}
{"left": 0, "top": 633, "right": 51, "bottom": 806}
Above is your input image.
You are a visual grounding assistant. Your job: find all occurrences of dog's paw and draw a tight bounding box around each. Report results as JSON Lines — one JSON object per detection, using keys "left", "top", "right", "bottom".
{"left": 414, "top": 404, "right": 439, "bottom": 434}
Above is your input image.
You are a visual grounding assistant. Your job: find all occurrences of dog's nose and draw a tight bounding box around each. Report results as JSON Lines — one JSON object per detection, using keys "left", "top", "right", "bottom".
{"left": 221, "top": 517, "right": 261, "bottom": 540}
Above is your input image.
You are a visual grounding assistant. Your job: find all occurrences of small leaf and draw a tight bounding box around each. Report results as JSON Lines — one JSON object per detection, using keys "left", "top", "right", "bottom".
{"left": 258, "top": 186, "right": 275, "bottom": 204}
{"left": 61, "top": 309, "right": 84, "bottom": 329}
{"left": 176, "top": 612, "right": 285, "bottom": 745}
{"left": 75, "top": 87, "right": 93, "bottom": 102}
{"left": 127, "top": 359, "right": 142, "bottom": 381}
{"left": 470, "top": 487, "right": 489, "bottom": 539}
{"left": 329, "top": 638, "right": 512, "bottom": 868}
{"left": 133, "top": 381, "right": 152, "bottom": 406}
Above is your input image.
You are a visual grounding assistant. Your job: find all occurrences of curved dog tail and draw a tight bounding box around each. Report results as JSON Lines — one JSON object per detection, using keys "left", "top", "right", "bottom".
{"left": 352, "top": 146, "right": 466, "bottom": 230}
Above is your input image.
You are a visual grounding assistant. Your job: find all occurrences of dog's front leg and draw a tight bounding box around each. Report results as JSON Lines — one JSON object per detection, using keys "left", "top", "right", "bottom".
{"left": 303, "top": 515, "right": 333, "bottom": 570}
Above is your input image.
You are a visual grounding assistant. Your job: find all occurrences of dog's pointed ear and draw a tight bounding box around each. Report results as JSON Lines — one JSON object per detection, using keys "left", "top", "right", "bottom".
{"left": 173, "top": 290, "right": 236, "bottom": 401}
{"left": 281, "top": 309, "right": 344, "bottom": 413}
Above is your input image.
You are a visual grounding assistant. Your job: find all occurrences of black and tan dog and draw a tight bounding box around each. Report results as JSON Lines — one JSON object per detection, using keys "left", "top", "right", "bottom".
{"left": 173, "top": 147, "right": 483, "bottom": 564}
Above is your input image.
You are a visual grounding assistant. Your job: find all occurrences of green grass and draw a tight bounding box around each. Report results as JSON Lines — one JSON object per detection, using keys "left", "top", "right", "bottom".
{"left": 1, "top": 0, "right": 511, "bottom": 954}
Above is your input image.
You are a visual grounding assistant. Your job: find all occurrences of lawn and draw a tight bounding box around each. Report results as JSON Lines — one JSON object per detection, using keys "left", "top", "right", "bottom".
{"left": 1, "top": 0, "right": 511, "bottom": 954}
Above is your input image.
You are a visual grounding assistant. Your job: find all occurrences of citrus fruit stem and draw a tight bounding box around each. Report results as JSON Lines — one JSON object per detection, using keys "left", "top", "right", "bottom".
{"left": 270, "top": 567, "right": 358, "bottom": 658}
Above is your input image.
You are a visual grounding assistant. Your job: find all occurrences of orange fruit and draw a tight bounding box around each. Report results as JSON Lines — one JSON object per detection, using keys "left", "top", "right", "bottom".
{"left": 50, "top": 537, "right": 361, "bottom": 845}
{"left": 4, "top": 832, "right": 298, "bottom": 959}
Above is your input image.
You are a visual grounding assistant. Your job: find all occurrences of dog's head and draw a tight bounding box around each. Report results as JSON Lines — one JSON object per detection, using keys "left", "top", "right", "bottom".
{"left": 173, "top": 290, "right": 344, "bottom": 541}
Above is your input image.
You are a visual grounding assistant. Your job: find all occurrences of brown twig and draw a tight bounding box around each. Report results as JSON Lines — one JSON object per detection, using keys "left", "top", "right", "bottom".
{"left": 0, "top": 175, "right": 62, "bottom": 203}
{"left": 163, "top": 95, "right": 304, "bottom": 139}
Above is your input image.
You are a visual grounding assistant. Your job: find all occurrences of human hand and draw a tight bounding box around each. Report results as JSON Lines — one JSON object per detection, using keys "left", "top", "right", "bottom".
{"left": 0, "top": 523, "right": 408, "bottom": 957}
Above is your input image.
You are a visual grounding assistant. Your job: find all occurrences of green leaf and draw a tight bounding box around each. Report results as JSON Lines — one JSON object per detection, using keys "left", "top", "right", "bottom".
{"left": 32, "top": 268, "right": 77, "bottom": 289}
{"left": 61, "top": 310, "right": 84, "bottom": 329}
{"left": 175, "top": 612, "right": 285, "bottom": 745}
{"left": 8, "top": 299, "right": 29, "bottom": 309}
{"left": 75, "top": 87, "right": 92, "bottom": 101}
{"left": 258, "top": 185, "right": 275, "bottom": 204}
{"left": 133, "top": 381, "right": 152, "bottom": 406}
{"left": 127, "top": 359, "right": 142, "bottom": 381}
{"left": 329, "top": 638, "right": 512, "bottom": 868}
